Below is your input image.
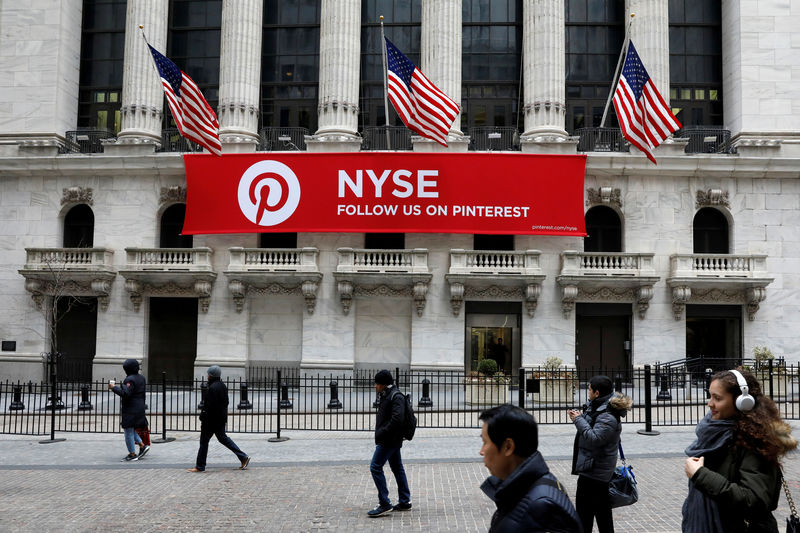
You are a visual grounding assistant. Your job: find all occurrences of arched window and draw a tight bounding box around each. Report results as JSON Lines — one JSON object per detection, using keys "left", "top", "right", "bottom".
{"left": 259, "top": 232, "right": 298, "bottom": 248}
{"left": 474, "top": 234, "right": 514, "bottom": 251}
{"left": 693, "top": 207, "right": 728, "bottom": 253}
{"left": 63, "top": 204, "right": 95, "bottom": 248}
{"left": 584, "top": 206, "right": 621, "bottom": 252}
{"left": 160, "top": 204, "right": 193, "bottom": 248}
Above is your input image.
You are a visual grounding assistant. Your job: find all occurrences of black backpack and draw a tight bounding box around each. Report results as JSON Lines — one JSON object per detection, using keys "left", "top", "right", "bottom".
{"left": 393, "top": 389, "right": 417, "bottom": 441}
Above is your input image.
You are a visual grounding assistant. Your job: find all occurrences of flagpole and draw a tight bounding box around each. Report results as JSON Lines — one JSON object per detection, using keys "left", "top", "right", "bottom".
{"left": 600, "top": 13, "right": 635, "bottom": 128}
{"left": 379, "top": 16, "right": 391, "bottom": 150}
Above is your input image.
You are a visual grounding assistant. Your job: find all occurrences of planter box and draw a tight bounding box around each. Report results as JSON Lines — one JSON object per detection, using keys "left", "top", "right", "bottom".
{"left": 531, "top": 377, "right": 576, "bottom": 405}
{"left": 465, "top": 381, "right": 509, "bottom": 406}
{"left": 757, "top": 371, "right": 787, "bottom": 399}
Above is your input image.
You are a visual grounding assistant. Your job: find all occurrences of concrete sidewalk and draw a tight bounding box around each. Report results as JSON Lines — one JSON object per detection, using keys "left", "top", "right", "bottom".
{"left": 1, "top": 424, "right": 798, "bottom": 532}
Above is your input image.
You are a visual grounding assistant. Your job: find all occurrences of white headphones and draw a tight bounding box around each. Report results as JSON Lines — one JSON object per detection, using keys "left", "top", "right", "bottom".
{"left": 730, "top": 369, "right": 756, "bottom": 412}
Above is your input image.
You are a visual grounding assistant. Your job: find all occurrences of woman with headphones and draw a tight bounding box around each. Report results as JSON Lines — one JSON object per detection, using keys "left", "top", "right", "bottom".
{"left": 682, "top": 369, "right": 797, "bottom": 532}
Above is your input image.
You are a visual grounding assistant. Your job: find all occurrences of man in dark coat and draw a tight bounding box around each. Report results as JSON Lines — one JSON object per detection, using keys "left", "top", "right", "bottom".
{"left": 109, "top": 358, "right": 148, "bottom": 461}
{"left": 479, "top": 404, "right": 582, "bottom": 533}
{"left": 568, "top": 375, "right": 632, "bottom": 533}
{"left": 367, "top": 369, "right": 411, "bottom": 517}
{"left": 187, "top": 365, "right": 250, "bottom": 472}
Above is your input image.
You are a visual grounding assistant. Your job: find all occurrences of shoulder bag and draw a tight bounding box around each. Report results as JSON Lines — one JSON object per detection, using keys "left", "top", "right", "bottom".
{"left": 608, "top": 440, "right": 638, "bottom": 508}
{"left": 783, "top": 471, "right": 799, "bottom": 533}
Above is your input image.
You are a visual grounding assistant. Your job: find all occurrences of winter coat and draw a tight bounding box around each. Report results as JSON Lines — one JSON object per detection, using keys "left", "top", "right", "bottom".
{"left": 111, "top": 359, "right": 147, "bottom": 429}
{"left": 687, "top": 442, "right": 783, "bottom": 533}
{"left": 571, "top": 392, "right": 632, "bottom": 482}
{"left": 200, "top": 377, "right": 229, "bottom": 428}
{"left": 481, "top": 451, "right": 583, "bottom": 533}
{"left": 374, "top": 385, "right": 404, "bottom": 448}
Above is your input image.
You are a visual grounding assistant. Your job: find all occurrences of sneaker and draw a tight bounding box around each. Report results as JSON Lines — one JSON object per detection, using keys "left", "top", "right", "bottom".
{"left": 123, "top": 453, "right": 138, "bottom": 462}
{"left": 187, "top": 467, "right": 204, "bottom": 473}
{"left": 393, "top": 502, "right": 412, "bottom": 512}
{"left": 367, "top": 504, "right": 393, "bottom": 517}
{"left": 240, "top": 456, "right": 250, "bottom": 470}
{"left": 138, "top": 445, "right": 150, "bottom": 459}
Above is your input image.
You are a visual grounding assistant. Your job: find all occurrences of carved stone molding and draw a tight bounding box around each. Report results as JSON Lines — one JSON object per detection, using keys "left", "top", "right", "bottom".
{"left": 61, "top": 187, "right": 94, "bottom": 206}
{"left": 556, "top": 283, "right": 656, "bottom": 319}
{"left": 636, "top": 286, "right": 655, "bottom": 320}
{"left": 449, "top": 282, "right": 465, "bottom": 316}
{"left": 229, "top": 280, "right": 246, "bottom": 313}
{"left": 337, "top": 280, "right": 354, "bottom": 315}
{"left": 561, "top": 285, "right": 579, "bottom": 318}
{"left": 301, "top": 280, "right": 320, "bottom": 315}
{"left": 586, "top": 187, "right": 621, "bottom": 208}
{"left": 412, "top": 282, "right": 428, "bottom": 318}
{"left": 228, "top": 278, "right": 319, "bottom": 315}
{"left": 746, "top": 287, "right": 767, "bottom": 321}
{"left": 695, "top": 189, "right": 729, "bottom": 209}
{"left": 525, "top": 284, "right": 542, "bottom": 318}
{"left": 123, "top": 278, "right": 214, "bottom": 313}
{"left": 23, "top": 276, "right": 113, "bottom": 311}
{"left": 464, "top": 285, "right": 524, "bottom": 299}
{"left": 159, "top": 186, "right": 187, "bottom": 206}
{"left": 671, "top": 286, "right": 692, "bottom": 321}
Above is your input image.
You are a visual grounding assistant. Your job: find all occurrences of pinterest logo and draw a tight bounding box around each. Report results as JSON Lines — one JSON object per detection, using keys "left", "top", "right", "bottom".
{"left": 237, "top": 160, "right": 301, "bottom": 226}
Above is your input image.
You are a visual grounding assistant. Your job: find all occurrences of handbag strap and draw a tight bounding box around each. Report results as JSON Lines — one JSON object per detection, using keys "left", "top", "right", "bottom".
{"left": 782, "top": 469, "right": 799, "bottom": 518}
{"left": 618, "top": 440, "right": 626, "bottom": 465}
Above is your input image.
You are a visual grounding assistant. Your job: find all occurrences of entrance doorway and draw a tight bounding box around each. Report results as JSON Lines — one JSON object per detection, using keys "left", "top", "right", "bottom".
{"left": 576, "top": 303, "right": 631, "bottom": 380}
{"left": 55, "top": 296, "right": 97, "bottom": 381}
{"left": 686, "top": 304, "right": 742, "bottom": 371}
{"left": 464, "top": 302, "right": 521, "bottom": 376}
{"left": 148, "top": 297, "right": 198, "bottom": 381}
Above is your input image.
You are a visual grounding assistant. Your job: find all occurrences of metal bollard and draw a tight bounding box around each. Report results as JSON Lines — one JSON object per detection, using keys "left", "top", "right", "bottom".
{"left": 656, "top": 371, "right": 672, "bottom": 401}
{"left": 327, "top": 380, "right": 342, "bottom": 409}
{"left": 198, "top": 381, "right": 207, "bottom": 410}
{"left": 704, "top": 368, "right": 713, "bottom": 399}
{"left": 418, "top": 378, "right": 433, "bottom": 408}
{"left": 9, "top": 385, "right": 25, "bottom": 411}
{"left": 636, "top": 364, "right": 659, "bottom": 436}
{"left": 45, "top": 394, "right": 64, "bottom": 410}
{"left": 279, "top": 381, "right": 293, "bottom": 409}
{"left": 614, "top": 374, "right": 623, "bottom": 393}
{"left": 77, "top": 384, "right": 93, "bottom": 411}
{"left": 237, "top": 382, "right": 253, "bottom": 410}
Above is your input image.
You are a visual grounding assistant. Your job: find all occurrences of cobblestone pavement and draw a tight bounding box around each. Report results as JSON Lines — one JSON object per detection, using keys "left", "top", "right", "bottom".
{"left": 1, "top": 424, "right": 798, "bottom": 532}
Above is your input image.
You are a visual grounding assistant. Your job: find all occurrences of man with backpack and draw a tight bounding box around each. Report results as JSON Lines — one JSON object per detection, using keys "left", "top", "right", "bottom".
{"left": 367, "top": 369, "right": 412, "bottom": 517}
{"left": 479, "top": 404, "right": 582, "bottom": 532}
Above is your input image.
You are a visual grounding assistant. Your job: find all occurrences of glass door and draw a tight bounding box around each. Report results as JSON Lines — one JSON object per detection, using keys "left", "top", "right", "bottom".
{"left": 465, "top": 313, "right": 520, "bottom": 376}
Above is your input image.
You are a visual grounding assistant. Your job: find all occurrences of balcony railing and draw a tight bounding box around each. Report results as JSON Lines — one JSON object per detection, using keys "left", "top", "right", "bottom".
{"left": 124, "top": 248, "right": 213, "bottom": 271}
{"left": 62, "top": 129, "right": 116, "bottom": 154}
{"left": 361, "top": 126, "right": 413, "bottom": 150}
{"left": 336, "top": 248, "right": 429, "bottom": 274}
{"left": 576, "top": 127, "right": 630, "bottom": 153}
{"left": 227, "top": 247, "right": 320, "bottom": 273}
{"left": 259, "top": 127, "right": 308, "bottom": 151}
{"left": 669, "top": 254, "right": 768, "bottom": 278}
{"left": 560, "top": 251, "right": 656, "bottom": 277}
{"left": 158, "top": 128, "right": 202, "bottom": 153}
{"left": 23, "top": 248, "right": 115, "bottom": 270}
{"left": 468, "top": 127, "right": 520, "bottom": 151}
{"left": 449, "top": 249, "right": 542, "bottom": 275}
{"left": 674, "top": 126, "right": 734, "bottom": 154}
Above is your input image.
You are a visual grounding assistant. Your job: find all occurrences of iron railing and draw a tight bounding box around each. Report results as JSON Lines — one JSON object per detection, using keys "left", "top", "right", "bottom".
{"left": 62, "top": 129, "right": 116, "bottom": 154}
{"left": 259, "top": 127, "right": 308, "bottom": 151}
{"left": 576, "top": 127, "right": 630, "bottom": 153}
{"left": 675, "top": 126, "right": 734, "bottom": 154}
{"left": 468, "top": 127, "right": 520, "bottom": 151}
{"left": 361, "top": 126, "right": 413, "bottom": 151}
{"left": 158, "top": 128, "right": 202, "bottom": 153}
{"left": 3, "top": 364, "right": 798, "bottom": 437}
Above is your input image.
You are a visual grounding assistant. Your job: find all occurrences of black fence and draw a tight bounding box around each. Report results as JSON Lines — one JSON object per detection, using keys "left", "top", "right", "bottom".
{"left": 576, "top": 127, "right": 630, "bottom": 153}
{"left": 361, "top": 126, "right": 413, "bottom": 151}
{"left": 62, "top": 129, "right": 116, "bottom": 154}
{"left": 2, "top": 364, "right": 798, "bottom": 437}
{"left": 675, "top": 126, "right": 734, "bottom": 154}
{"left": 259, "top": 127, "right": 308, "bottom": 151}
{"left": 468, "top": 126, "right": 520, "bottom": 151}
{"left": 158, "top": 128, "right": 203, "bottom": 153}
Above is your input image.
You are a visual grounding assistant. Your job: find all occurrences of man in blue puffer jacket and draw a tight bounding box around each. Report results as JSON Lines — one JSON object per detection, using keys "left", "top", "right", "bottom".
{"left": 479, "top": 404, "right": 582, "bottom": 533}
{"left": 568, "top": 375, "right": 632, "bottom": 533}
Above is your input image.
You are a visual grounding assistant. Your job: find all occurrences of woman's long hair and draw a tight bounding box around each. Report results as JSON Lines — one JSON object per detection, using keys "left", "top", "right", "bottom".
{"left": 712, "top": 369, "right": 797, "bottom": 465}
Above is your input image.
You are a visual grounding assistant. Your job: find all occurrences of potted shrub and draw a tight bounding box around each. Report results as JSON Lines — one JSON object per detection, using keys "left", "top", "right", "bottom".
{"left": 532, "top": 356, "right": 577, "bottom": 405}
{"left": 752, "top": 346, "right": 786, "bottom": 399}
{"left": 465, "top": 358, "right": 510, "bottom": 406}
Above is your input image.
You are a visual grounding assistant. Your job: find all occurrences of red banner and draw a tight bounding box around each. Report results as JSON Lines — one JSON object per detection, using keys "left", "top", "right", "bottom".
{"left": 182, "top": 152, "right": 587, "bottom": 236}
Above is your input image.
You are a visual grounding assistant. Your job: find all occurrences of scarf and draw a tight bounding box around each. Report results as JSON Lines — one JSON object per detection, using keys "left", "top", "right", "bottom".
{"left": 681, "top": 411, "right": 735, "bottom": 533}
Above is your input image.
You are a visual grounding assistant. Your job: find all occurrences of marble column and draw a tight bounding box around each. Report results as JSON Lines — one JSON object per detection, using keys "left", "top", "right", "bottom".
{"left": 307, "top": 0, "right": 362, "bottom": 152}
{"left": 520, "top": 0, "right": 572, "bottom": 153}
{"left": 627, "top": 0, "right": 670, "bottom": 103}
{"left": 415, "top": 0, "right": 468, "bottom": 152}
{"left": 217, "top": 0, "right": 262, "bottom": 152}
{"left": 114, "top": 0, "right": 168, "bottom": 151}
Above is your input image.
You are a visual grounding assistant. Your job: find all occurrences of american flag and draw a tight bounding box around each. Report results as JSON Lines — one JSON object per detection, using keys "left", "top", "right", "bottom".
{"left": 612, "top": 40, "right": 681, "bottom": 164}
{"left": 385, "top": 38, "right": 460, "bottom": 147}
{"left": 147, "top": 45, "right": 222, "bottom": 156}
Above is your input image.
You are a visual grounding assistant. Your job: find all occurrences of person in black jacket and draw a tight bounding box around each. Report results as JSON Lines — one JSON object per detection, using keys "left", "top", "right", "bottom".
{"left": 187, "top": 365, "right": 250, "bottom": 472}
{"left": 109, "top": 358, "right": 148, "bottom": 462}
{"left": 367, "top": 369, "right": 411, "bottom": 517}
{"left": 568, "top": 375, "right": 632, "bottom": 533}
{"left": 479, "top": 404, "right": 582, "bottom": 533}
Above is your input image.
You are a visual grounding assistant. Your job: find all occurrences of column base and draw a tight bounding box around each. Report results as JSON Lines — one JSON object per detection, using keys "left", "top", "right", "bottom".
{"left": 306, "top": 132, "right": 362, "bottom": 152}
{"left": 221, "top": 134, "right": 259, "bottom": 153}
{"left": 520, "top": 135, "right": 578, "bottom": 155}
{"left": 653, "top": 138, "right": 689, "bottom": 157}
{"left": 732, "top": 133, "right": 789, "bottom": 157}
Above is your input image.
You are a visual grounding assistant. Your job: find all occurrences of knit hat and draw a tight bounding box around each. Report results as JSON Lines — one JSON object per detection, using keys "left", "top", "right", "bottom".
{"left": 374, "top": 369, "right": 394, "bottom": 386}
{"left": 207, "top": 365, "right": 222, "bottom": 378}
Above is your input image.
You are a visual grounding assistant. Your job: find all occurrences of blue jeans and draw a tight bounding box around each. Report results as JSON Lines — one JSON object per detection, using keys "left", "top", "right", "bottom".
{"left": 123, "top": 427, "right": 143, "bottom": 454}
{"left": 370, "top": 445, "right": 411, "bottom": 507}
{"left": 195, "top": 424, "right": 248, "bottom": 471}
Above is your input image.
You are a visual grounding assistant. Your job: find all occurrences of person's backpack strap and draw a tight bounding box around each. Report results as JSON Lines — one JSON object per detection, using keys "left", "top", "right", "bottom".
{"left": 532, "top": 476, "right": 566, "bottom": 494}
